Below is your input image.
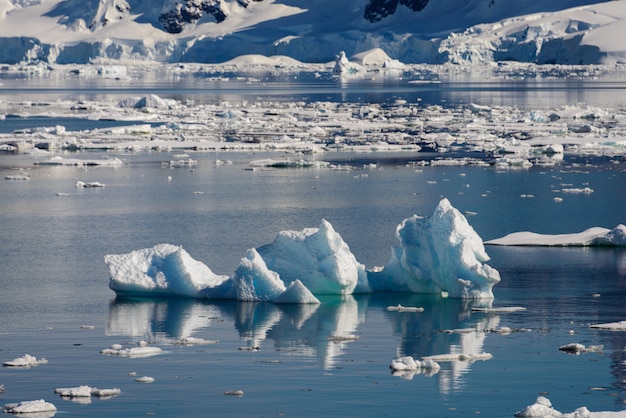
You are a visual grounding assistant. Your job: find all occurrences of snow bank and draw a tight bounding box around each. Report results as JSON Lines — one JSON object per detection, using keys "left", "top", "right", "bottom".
{"left": 369, "top": 198, "right": 501, "bottom": 298}
{"left": 486, "top": 225, "right": 626, "bottom": 246}
{"left": 106, "top": 199, "right": 500, "bottom": 302}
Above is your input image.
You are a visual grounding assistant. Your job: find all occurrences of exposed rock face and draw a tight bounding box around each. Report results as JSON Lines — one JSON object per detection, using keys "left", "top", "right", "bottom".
{"left": 364, "top": 0, "right": 429, "bottom": 23}
{"left": 159, "top": 0, "right": 264, "bottom": 33}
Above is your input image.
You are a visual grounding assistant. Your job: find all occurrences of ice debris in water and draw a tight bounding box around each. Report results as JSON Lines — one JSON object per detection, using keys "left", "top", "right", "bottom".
{"left": 386, "top": 304, "right": 424, "bottom": 312}
{"left": 55, "top": 386, "right": 121, "bottom": 398}
{"left": 3, "top": 399, "right": 57, "bottom": 415}
{"left": 590, "top": 321, "right": 626, "bottom": 330}
{"left": 389, "top": 356, "right": 440, "bottom": 373}
{"left": 100, "top": 342, "right": 163, "bottom": 358}
{"left": 513, "top": 396, "right": 624, "bottom": 417}
{"left": 558, "top": 343, "right": 603, "bottom": 354}
{"left": 105, "top": 199, "right": 500, "bottom": 302}
{"left": 2, "top": 354, "right": 48, "bottom": 368}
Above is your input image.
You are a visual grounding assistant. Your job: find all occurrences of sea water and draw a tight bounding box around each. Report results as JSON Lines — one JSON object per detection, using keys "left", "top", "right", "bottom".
{"left": 0, "top": 148, "right": 625, "bottom": 417}
{"left": 1, "top": 77, "right": 626, "bottom": 416}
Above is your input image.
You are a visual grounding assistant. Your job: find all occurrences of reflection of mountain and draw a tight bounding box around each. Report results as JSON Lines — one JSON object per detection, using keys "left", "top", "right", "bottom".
{"left": 107, "top": 293, "right": 494, "bottom": 387}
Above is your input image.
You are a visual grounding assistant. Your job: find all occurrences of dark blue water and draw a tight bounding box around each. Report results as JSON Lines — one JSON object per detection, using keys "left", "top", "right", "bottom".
{"left": 1, "top": 149, "right": 625, "bottom": 417}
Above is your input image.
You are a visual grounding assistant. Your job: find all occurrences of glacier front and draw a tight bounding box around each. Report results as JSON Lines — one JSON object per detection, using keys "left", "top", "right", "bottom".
{"left": 104, "top": 199, "right": 501, "bottom": 302}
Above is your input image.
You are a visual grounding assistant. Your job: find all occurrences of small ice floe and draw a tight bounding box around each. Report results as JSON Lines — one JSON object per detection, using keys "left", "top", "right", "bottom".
{"left": 4, "top": 175, "right": 30, "bottom": 181}
{"left": 590, "top": 320, "right": 626, "bottom": 330}
{"left": 134, "top": 376, "right": 155, "bottom": 383}
{"left": 389, "top": 356, "right": 440, "bottom": 375}
{"left": 55, "top": 385, "right": 121, "bottom": 399}
{"left": 3, "top": 399, "right": 57, "bottom": 415}
{"left": 173, "top": 337, "right": 219, "bottom": 346}
{"left": 471, "top": 306, "right": 527, "bottom": 313}
{"left": 386, "top": 304, "right": 424, "bottom": 313}
{"left": 514, "top": 396, "right": 622, "bottom": 417}
{"left": 35, "top": 156, "right": 123, "bottom": 167}
{"left": 100, "top": 343, "right": 163, "bottom": 358}
{"left": 558, "top": 343, "right": 603, "bottom": 354}
{"left": 423, "top": 352, "right": 492, "bottom": 362}
{"left": 561, "top": 187, "right": 594, "bottom": 194}
{"left": 76, "top": 180, "right": 106, "bottom": 188}
{"left": 3, "top": 354, "right": 48, "bottom": 368}
{"left": 80, "top": 325, "right": 95, "bottom": 330}
{"left": 224, "top": 390, "right": 244, "bottom": 396}
{"left": 168, "top": 158, "right": 197, "bottom": 167}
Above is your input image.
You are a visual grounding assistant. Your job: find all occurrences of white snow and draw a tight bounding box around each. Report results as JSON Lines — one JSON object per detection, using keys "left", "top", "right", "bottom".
{"left": 105, "top": 199, "right": 500, "bottom": 302}
{"left": 486, "top": 224, "right": 626, "bottom": 246}
{"left": 0, "top": 0, "right": 623, "bottom": 65}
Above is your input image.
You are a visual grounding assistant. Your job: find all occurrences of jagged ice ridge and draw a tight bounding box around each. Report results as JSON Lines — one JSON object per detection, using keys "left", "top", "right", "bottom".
{"left": 104, "top": 198, "right": 501, "bottom": 303}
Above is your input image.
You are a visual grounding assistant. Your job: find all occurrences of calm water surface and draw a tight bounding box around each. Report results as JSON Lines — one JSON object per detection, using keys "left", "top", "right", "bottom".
{"left": 1, "top": 149, "right": 625, "bottom": 417}
{"left": 1, "top": 78, "right": 626, "bottom": 417}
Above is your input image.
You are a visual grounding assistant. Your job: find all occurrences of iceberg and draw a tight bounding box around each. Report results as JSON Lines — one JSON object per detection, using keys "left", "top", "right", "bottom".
{"left": 105, "top": 244, "right": 230, "bottom": 298}
{"left": 105, "top": 199, "right": 500, "bottom": 303}
{"left": 369, "top": 198, "right": 500, "bottom": 298}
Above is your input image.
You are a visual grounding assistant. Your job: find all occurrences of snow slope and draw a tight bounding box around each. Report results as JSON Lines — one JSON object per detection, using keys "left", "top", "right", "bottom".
{"left": 0, "top": 0, "right": 622, "bottom": 64}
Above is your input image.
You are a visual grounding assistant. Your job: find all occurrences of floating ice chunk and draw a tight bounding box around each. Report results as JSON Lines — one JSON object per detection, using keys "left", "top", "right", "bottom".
{"left": 486, "top": 225, "right": 626, "bottom": 247}
{"left": 590, "top": 321, "right": 626, "bottom": 330}
{"left": 370, "top": 198, "right": 500, "bottom": 298}
{"left": 257, "top": 219, "right": 369, "bottom": 295}
{"left": 35, "top": 156, "right": 123, "bottom": 167}
{"left": 562, "top": 187, "right": 594, "bottom": 194}
{"left": 224, "top": 390, "right": 244, "bottom": 396}
{"left": 100, "top": 345, "right": 162, "bottom": 358}
{"left": 389, "top": 356, "right": 440, "bottom": 373}
{"left": 386, "top": 304, "right": 424, "bottom": 312}
{"left": 54, "top": 386, "right": 120, "bottom": 399}
{"left": 105, "top": 244, "right": 230, "bottom": 298}
{"left": 4, "top": 175, "right": 29, "bottom": 181}
{"left": 558, "top": 343, "right": 603, "bottom": 354}
{"left": 514, "top": 396, "right": 561, "bottom": 417}
{"left": 3, "top": 354, "right": 48, "bottom": 368}
{"left": 76, "top": 181, "right": 106, "bottom": 188}
{"left": 471, "top": 306, "right": 527, "bottom": 313}
{"left": 3, "top": 399, "right": 57, "bottom": 415}
{"left": 134, "top": 376, "right": 155, "bottom": 383}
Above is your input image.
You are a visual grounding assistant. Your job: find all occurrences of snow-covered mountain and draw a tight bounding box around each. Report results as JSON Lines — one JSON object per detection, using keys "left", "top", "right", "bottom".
{"left": 0, "top": 0, "right": 624, "bottom": 65}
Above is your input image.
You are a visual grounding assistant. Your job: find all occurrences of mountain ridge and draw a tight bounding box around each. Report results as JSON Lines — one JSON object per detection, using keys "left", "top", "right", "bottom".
{"left": 0, "top": 0, "right": 622, "bottom": 65}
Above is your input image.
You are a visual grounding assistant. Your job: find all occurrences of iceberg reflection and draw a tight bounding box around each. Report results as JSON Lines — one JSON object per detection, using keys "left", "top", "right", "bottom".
{"left": 107, "top": 293, "right": 497, "bottom": 391}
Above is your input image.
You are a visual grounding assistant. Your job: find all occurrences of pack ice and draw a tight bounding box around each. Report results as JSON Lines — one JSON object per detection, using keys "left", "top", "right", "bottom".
{"left": 104, "top": 199, "right": 500, "bottom": 303}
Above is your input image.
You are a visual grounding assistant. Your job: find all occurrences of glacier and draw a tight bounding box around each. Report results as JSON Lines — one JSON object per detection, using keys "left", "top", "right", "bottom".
{"left": 104, "top": 198, "right": 501, "bottom": 303}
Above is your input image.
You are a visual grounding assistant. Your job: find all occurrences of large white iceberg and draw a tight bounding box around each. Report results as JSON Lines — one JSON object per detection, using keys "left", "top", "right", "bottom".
{"left": 369, "top": 198, "right": 501, "bottom": 298}
{"left": 105, "top": 199, "right": 500, "bottom": 302}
